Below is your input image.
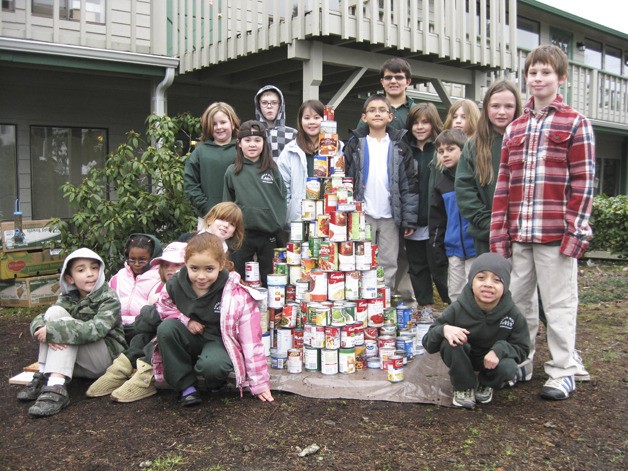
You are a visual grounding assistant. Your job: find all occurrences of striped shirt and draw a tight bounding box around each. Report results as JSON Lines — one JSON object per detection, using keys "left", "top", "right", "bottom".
{"left": 490, "top": 95, "right": 595, "bottom": 259}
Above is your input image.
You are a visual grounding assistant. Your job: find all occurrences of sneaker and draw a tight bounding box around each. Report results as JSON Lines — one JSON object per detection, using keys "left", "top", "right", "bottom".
{"left": 17, "top": 372, "right": 46, "bottom": 402}
{"left": 508, "top": 358, "right": 533, "bottom": 386}
{"left": 475, "top": 385, "right": 493, "bottom": 404}
{"left": 86, "top": 353, "right": 133, "bottom": 398}
{"left": 573, "top": 350, "right": 591, "bottom": 382}
{"left": 419, "top": 306, "right": 435, "bottom": 322}
{"left": 452, "top": 389, "right": 476, "bottom": 409}
{"left": 111, "top": 359, "right": 157, "bottom": 403}
{"left": 28, "top": 384, "right": 70, "bottom": 417}
{"left": 180, "top": 391, "right": 202, "bottom": 407}
{"left": 540, "top": 376, "right": 576, "bottom": 401}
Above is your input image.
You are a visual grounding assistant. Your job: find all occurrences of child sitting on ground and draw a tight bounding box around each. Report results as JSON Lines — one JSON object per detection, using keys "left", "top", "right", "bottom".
{"left": 17, "top": 248, "right": 126, "bottom": 417}
{"left": 422, "top": 253, "right": 530, "bottom": 409}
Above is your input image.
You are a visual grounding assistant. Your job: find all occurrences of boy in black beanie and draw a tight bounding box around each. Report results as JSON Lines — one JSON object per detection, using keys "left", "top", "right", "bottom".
{"left": 422, "top": 253, "right": 530, "bottom": 409}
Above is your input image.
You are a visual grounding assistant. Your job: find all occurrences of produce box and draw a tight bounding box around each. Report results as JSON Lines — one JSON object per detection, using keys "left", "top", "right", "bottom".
{"left": 1, "top": 219, "right": 61, "bottom": 252}
{"left": 0, "top": 248, "right": 65, "bottom": 280}
{"left": 0, "top": 274, "right": 60, "bottom": 307}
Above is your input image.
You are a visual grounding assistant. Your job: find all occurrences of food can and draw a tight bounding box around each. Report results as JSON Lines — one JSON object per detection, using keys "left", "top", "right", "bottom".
{"left": 310, "top": 324, "right": 326, "bottom": 348}
{"left": 414, "top": 322, "right": 432, "bottom": 356}
{"left": 309, "top": 270, "right": 328, "bottom": 301}
{"left": 364, "top": 326, "right": 378, "bottom": 341}
{"left": 340, "top": 324, "right": 355, "bottom": 348}
{"left": 290, "top": 220, "right": 307, "bottom": 242}
{"left": 339, "top": 301, "right": 356, "bottom": 324}
{"left": 300, "top": 258, "right": 317, "bottom": 278}
{"left": 348, "top": 211, "right": 366, "bottom": 241}
{"left": 367, "top": 298, "right": 384, "bottom": 327}
{"left": 267, "top": 285, "right": 286, "bottom": 309}
{"left": 330, "top": 304, "right": 347, "bottom": 326}
{"left": 318, "top": 242, "right": 338, "bottom": 271}
{"left": 353, "top": 322, "right": 365, "bottom": 346}
{"left": 304, "top": 345, "right": 320, "bottom": 371}
{"left": 259, "top": 307, "right": 270, "bottom": 334}
{"left": 383, "top": 307, "right": 397, "bottom": 325}
{"left": 254, "top": 287, "right": 268, "bottom": 313}
{"left": 300, "top": 241, "right": 310, "bottom": 259}
{"left": 315, "top": 199, "right": 325, "bottom": 219}
{"left": 364, "top": 223, "right": 373, "bottom": 241}
{"left": 324, "top": 193, "right": 338, "bottom": 213}
{"left": 339, "top": 348, "right": 356, "bottom": 374}
{"left": 378, "top": 286, "right": 391, "bottom": 308}
{"left": 320, "top": 348, "right": 338, "bottom": 375}
{"left": 378, "top": 335, "right": 397, "bottom": 350}
{"left": 327, "top": 271, "right": 345, "bottom": 301}
{"left": 301, "top": 200, "right": 316, "bottom": 221}
{"left": 245, "top": 261, "right": 260, "bottom": 283}
{"left": 280, "top": 302, "right": 299, "bottom": 328}
{"left": 338, "top": 241, "right": 356, "bottom": 271}
{"left": 308, "top": 236, "right": 323, "bottom": 259}
{"left": 395, "top": 349, "right": 408, "bottom": 365}
{"left": 354, "top": 241, "right": 372, "bottom": 270}
{"left": 313, "top": 155, "right": 328, "bottom": 177}
{"left": 328, "top": 211, "right": 348, "bottom": 242}
{"left": 355, "top": 299, "right": 368, "bottom": 326}
{"left": 360, "top": 269, "right": 378, "bottom": 299}
{"left": 288, "top": 265, "right": 302, "bottom": 285}
{"left": 364, "top": 338, "right": 378, "bottom": 358}
{"left": 287, "top": 349, "right": 303, "bottom": 374}
{"left": 286, "top": 243, "right": 302, "bottom": 265}
{"left": 316, "top": 214, "right": 330, "bottom": 238}
{"left": 275, "top": 328, "right": 294, "bottom": 355}
{"left": 270, "top": 349, "right": 287, "bottom": 369}
{"left": 379, "top": 346, "right": 396, "bottom": 369}
{"left": 295, "top": 279, "right": 310, "bottom": 301}
{"left": 379, "top": 323, "right": 396, "bottom": 336}
{"left": 396, "top": 304, "right": 413, "bottom": 329}
{"left": 274, "top": 262, "right": 288, "bottom": 275}
{"left": 344, "top": 271, "right": 360, "bottom": 300}
{"left": 285, "top": 284, "right": 296, "bottom": 303}
{"left": 325, "top": 326, "right": 341, "bottom": 350}
{"left": 391, "top": 294, "right": 403, "bottom": 308}
{"left": 387, "top": 355, "right": 404, "bottom": 382}
{"left": 306, "top": 177, "right": 321, "bottom": 199}
{"left": 313, "top": 306, "right": 330, "bottom": 327}
{"left": 293, "top": 328, "right": 304, "bottom": 349}
{"left": 366, "top": 357, "right": 381, "bottom": 369}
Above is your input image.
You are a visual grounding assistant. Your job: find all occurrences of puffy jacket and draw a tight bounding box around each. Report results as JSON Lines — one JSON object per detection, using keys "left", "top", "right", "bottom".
{"left": 343, "top": 125, "right": 419, "bottom": 229}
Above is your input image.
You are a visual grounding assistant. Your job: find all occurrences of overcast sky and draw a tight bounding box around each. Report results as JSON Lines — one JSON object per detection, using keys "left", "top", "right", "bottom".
{"left": 539, "top": 0, "right": 628, "bottom": 34}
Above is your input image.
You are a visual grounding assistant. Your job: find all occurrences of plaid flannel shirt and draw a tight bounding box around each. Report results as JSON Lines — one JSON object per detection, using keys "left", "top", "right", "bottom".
{"left": 490, "top": 95, "right": 595, "bottom": 259}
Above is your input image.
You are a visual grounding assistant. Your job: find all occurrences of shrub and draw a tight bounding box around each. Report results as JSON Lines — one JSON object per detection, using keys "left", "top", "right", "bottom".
{"left": 51, "top": 113, "right": 201, "bottom": 276}
{"left": 589, "top": 194, "right": 628, "bottom": 258}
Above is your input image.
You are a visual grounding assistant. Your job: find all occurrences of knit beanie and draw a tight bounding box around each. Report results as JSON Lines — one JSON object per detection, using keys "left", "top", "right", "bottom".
{"left": 468, "top": 252, "right": 512, "bottom": 293}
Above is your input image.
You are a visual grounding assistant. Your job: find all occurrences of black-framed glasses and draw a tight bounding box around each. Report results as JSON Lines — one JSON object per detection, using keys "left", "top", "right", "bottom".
{"left": 382, "top": 74, "right": 407, "bottom": 82}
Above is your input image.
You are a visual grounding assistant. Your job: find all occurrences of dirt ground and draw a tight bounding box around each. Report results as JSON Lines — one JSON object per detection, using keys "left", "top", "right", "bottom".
{"left": 0, "top": 261, "right": 626, "bottom": 470}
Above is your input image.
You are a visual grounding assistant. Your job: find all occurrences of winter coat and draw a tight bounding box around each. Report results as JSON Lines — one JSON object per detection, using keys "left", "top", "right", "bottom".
{"left": 184, "top": 138, "right": 237, "bottom": 217}
{"left": 254, "top": 85, "right": 297, "bottom": 161}
{"left": 429, "top": 166, "right": 477, "bottom": 265}
{"left": 30, "top": 248, "right": 126, "bottom": 360}
{"left": 422, "top": 283, "right": 529, "bottom": 363}
{"left": 407, "top": 139, "right": 436, "bottom": 227}
{"left": 343, "top": 125, "right": 419, "bottom": 229}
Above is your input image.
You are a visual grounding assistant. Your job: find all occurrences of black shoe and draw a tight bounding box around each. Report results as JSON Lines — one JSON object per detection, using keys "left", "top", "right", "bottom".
{"left": 17, "top": 372, "right": 46, "bottom": 402}
{"left": 28, "top": 384, "right": 70, "bottom": 417}
{"left": 180, "top": 391, "right": 202, "bottom": 407}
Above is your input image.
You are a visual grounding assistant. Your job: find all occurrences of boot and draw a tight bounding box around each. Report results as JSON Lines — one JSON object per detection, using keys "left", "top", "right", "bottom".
{"left": 86, "top": 353, "right": 133, "bottom": 397}
{"left": 111, "top": 359, "right": 157, "bottom": 403}
{"left": 17, "top": 372, "right": 46, "bottom": 402}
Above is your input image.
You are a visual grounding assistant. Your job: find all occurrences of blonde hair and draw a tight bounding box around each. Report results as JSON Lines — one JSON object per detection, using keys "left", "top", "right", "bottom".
{"left": 203, "top": 202, "right": 245, "bottom": 249}
{"left": 443, "top": 99, "right": 480, "bottom": 137}
{"left": 200, "top": 102, "right": 240, "bottom": 142}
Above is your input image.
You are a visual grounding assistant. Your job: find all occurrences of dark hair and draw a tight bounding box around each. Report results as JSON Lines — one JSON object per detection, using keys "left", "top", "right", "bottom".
{"left": 296, "top": 100, "right": 325, "bottom": 155}
{"left": 405, "top": 103, "right": 443, "bottom": 144}
{"left": 234, "top": 120, "right": 276, "bottom": 174}
{"left": 185, "top": 232, "right": 234, "bottom": 271}
{"left": 435, "top": 128, "right": 468, "bottom": 151}
{"left": 124, "top": 234, "right": 154, "bottom": 258}
{"left": 380, "top": 57, "right": 412, "bottom": 80}
{"left": 64, "top": 256, "right": 100, "bottom": 277}
{"left": 362, "top": 94, "right": 391, "bottom": 114}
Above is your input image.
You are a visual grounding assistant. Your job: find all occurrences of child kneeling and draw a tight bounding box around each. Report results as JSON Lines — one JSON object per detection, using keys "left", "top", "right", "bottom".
{"left": 422, "top": 253, "right": 529, "bottom": 409}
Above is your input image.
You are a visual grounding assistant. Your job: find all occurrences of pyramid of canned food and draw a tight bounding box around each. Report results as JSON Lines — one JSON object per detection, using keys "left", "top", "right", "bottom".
{"left": 243, "top": 107, "right": 433, "bottom": 383}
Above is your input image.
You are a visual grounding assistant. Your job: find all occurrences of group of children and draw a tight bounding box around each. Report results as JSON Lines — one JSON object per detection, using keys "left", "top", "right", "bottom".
{"left": 17, "top": 43, "right": 594, "bottom": 415}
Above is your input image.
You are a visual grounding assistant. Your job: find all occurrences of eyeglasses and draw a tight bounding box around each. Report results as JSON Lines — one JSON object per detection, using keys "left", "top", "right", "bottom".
{"left": 260, "top": 100, "right": 279, "bottom": 107}
{"left": 382, "top": 74, "right": 407, "bottom": 82}
{"left": 365, "top": 107, "right": 391, "bottom": 115}
{"left": 127, "top": 258, "right": 149, "bottom": 267}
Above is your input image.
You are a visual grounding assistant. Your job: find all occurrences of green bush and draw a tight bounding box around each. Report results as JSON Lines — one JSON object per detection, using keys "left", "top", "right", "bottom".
{"left": 51, "top": 113, "right": 201, "bottom": 276}
{"left": 589, "top": 194, "right": 628, "bottom": 258}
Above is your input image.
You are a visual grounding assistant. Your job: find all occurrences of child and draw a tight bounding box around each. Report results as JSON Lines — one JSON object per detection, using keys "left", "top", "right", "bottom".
{"left": 455, "top": 80, "right": 522, "bottom": 255}
{"left": 223, "top": 120, "right": 286, "bottom": 285}
{"left": 86, "top": 241, "right": 186, "bottom": 401}
{"left": 422, "top": 253, "right": 530, "bottom": 410}
{"left": 344, "top": 95, "right": 419, "bottom": 290}
{"left": 184, "top": 102, "right": 241, "bottom": 229}
{"left": 443, "top": 99, "right": 481, "bottom": 137}
{"left": 17, "top": 248, "right": 126, "bottom": 417}
{"left": 403, "top": 103, "right": 450, "bottom": 311}
{"left": 254, "top": 85, "right": 297, "bottom": 161}
{"left": 490, "top": 45, "right": 595, "bottom": 400}
{"left": 109, "top": 233, "right": 162, "bottom": 337}
{"left": 430, "top": 129, "right": 477, "bottom": 303}
{"left": 156, "top": 232, "right": 273, "bottom": 406}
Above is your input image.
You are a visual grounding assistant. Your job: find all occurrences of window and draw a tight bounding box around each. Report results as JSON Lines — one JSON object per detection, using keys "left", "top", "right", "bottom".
{"left": 604, "top": 45, "right": 622, "bottom": 75}
{"left": 595, "top": 158, "right": 621, "bottom": 196}
{"left": 2, "top": 0, "right": 15, "bottom": 11}
{"left": 0, "top": 125, "right": 18, "bottom": 220}
{"left": 584, "top": 39, "right": 603, "bottom": 69}
{"left": 517, "top": 16, "right": 539, "bottom": 51}
{"left": 30, "top": 126, "right": 107, "bottom": 219}
{"left": 32, "top": 0, "right": 105, "bottom": 23}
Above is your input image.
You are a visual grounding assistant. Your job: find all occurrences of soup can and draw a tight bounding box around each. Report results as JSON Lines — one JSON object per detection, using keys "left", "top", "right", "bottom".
{"left": 387, "top": 355, "right": 404, "bottom": 382}
{"left": 317, "top": 214, "right": 330, "bottom": 238}
{"left": 338, "top": 241, "right": 356, "bottom": 271}
{"left": 367, "top": 298, "right": 384, "bottom": 327}
{"left": 360, "top": 269, "right": 378, "bottom": 299}
{"left": 353, "top": 322, "right": 364, "bottom": 346}
{"left": 354, "top": 241, "right": 372, "bottom": 270}
{"left": 304, "top": 345, "right": 320, "bottom": 371}
{"left": 309, "top": 270, "right": 328, "bottom": 301}
{"left": 325, "top": 326, "right": 341, "bottom": 350}
{"left": 245, "top": 261, "right": 260, "bottom": 283}
{"left": 280, "top": 303, "right": 299, "bottom": 328}
{"left": 355, "top": 299, "right": 368, "bottom": 327}
{"left": 339, "top": 348, "right": 356, "bottom": 374}
{"left": 295, "top": 279, "right": 310, "bottom": 301}
{"left": 344, "top": 271, "right": 360, "bottom": 300}
{"left": 301, "top": 258, "right": 317, "bottom": 278}
{"left": 287, "top": 349, "right": 303, "bottom": 374}
{"left": 327, "top": 271, "right": 345, "bottom": 301}
{"left": 288, "top": 264, "right": 302, "bottom": 286}
{"left": 308, "top": 236, "right": 323, "bottom": 259}
{"left": 328, "top": 211, "right": 348, "bottom": 242}
{"left": 321, "top": 348, "right": 338, "bottom": 375}
{"left": 378, "top": 335, "right": 397, "bottom": 350}
{"left": 286, "top": 242, "right": 302, "bottom": 265}
{"left": 340, "top": 323, "right": 355, "bottom": 348}
{"left": 324, "top": 193, "right": 338, "bottom": 213}
{"left": 318, "top": 242, "right": 338, "bottom": 271}
{"left": 379, "top": 346, "right": 396, "bottom": 369}
{"left": 330, "top": 304, "right": 347, "bottom": 326}
{"left": 275, "top": 328, "right": 294, "bottom": 355}
{"left": 267, "top": 284, "right": 286, "bottom": 309}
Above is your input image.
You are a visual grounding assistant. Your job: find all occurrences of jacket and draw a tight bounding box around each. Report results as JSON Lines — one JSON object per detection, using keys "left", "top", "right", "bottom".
{"left": 223, "top": 159, "right": 287, "bottom": 234}
{"left": 430, "top": 166, "right": 477, "bottom": 265}
{"left": 490, "top": 95, "right": 595, "bottom": 259}
{"left": 422, "top": 284, "right": 529, "bottom": 363}
{"left": 30, "top": 248, "right": 126, "bottom": 360}
{"left": 455, "top": 132, "right": 504, "bottom": 255}
{"left": 152, "top": 268, "right": 270, "bottom": 396}
{"left": 343, "top": 125, "right": 419, "bottom": 229}
{"left": 184, "top": 138, "right": 237, "bottom": 217}
{"left": 254, "top": 85, "right": 297, "bottom": 161}
{"left": 109, "top": 233, "right": 163, "bottom": 324}
{"left": 407, "top": 139, "right": 436, "bottom": 227}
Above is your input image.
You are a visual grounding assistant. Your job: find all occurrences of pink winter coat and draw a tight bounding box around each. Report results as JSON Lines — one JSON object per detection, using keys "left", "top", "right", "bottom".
{"left": 109, "top": 264, "right": 162, "bottom": 325}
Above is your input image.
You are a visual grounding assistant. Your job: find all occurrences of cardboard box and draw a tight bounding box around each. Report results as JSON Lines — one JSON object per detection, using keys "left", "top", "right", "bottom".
{"left": 1, "top": 219, "right": 61, "bottom": 252}
{"left": 0, "top": 248, "right": 65, "bottom": 280}
{"left": 0, "top": 274, "right": 61, "bottom": 307}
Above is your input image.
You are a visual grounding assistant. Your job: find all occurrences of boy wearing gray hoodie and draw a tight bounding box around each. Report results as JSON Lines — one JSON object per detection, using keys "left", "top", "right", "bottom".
{"left": 254, "top": 85, "right": 297, "bottom": 161}
{"left": 17, "top": 248, "right": 126, "bottom": 417}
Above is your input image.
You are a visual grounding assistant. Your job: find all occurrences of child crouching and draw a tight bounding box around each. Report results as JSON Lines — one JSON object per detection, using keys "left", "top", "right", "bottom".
{"left": 422, "top": 253, "right": 529, "bottom": 409}
{"left": 17, "top": 248, "right": 126, "bottom": 417}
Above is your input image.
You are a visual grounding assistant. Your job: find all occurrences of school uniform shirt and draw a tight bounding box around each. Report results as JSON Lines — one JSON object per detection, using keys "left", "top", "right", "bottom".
{"left": 223, "top": 159, "right": 287, "bottom": 235}
{"left": 422, "top": 283, "right": 529, "bottom": 363}
{"left": 490, "top": 95, "right": 595, "bottom": 259}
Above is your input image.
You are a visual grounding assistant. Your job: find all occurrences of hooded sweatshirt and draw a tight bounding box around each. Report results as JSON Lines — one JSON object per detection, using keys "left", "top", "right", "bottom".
{"left": 254, "top": 85, "right": 297, "bottom": 161}
{"left": 184, "top": 138, "right": 238, "bottom": 217}
{"left": 422, "top": 283, "right": 529, "bottom": 363}
{"left": 109, "top": 233, "right": 163, "bottom": 324}
{"left": 30, "top": 248, "right": 126, "bottom": 360}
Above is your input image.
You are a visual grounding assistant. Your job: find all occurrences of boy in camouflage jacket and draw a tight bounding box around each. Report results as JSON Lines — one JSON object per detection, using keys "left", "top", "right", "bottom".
{"left": 17, "top": 248, "right": 126, "bottom": 417}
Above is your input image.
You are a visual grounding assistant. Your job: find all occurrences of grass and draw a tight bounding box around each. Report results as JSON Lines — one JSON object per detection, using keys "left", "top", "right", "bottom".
{"left": 145, "top": 454, "right": 186, "bottom": 470}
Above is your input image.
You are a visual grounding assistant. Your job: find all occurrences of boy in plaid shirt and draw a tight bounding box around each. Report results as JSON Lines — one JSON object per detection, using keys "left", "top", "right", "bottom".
{"left": 490, "top": 45, "right": 595, "bottom": 400}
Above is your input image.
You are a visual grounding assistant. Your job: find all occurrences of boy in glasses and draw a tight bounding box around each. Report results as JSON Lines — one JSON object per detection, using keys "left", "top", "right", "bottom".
{"left": 254, "top": 85, "right": 297, "bottom": 161}
{"left": 344, "top": 95, "right": 419, "bottom": 290}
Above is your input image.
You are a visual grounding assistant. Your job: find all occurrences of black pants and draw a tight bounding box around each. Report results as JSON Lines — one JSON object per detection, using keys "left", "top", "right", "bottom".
{"left": 406, "top": 239, "right": 450, "bottom": 305}
{"left": 231, "top": 230, "right": 278, "bottom": 287}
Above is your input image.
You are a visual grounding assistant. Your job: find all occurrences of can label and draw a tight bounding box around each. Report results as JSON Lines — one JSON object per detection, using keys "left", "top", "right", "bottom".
{"left": 324, "top": 193, "right": 338, "bottom": 213}
{"left": 360, "top": 269, "right": 378, "bottom": 299}
{"left": 320, "top": 348, "right": 338, "bottom": 375}
{"left": 287, "top": 349, "right": 303, "bottom": 374}
{"left": 338, "top": 241, "right": 355, "bottom": 271}
{"left": 316, "top": 214, "right": 330, "bottom": 238}
{"left": 274, "top": 262, "right": 288, "bottom": 275}
{"left": 339, "top": 301, "right": 356, "bottom": 324}
{"left": 304, "top": 345, "right": 320, "bottom": 371}
{"left": 286, "top": 242, "right": 302, "bottom": 265}
{"left": 245, "top": 261, "right": 260, "bottom": 282}
{"left": 295, "top": 279, "right": 310, "bottom": 301}
{"left": 327, "top": 271, "right": 345, "bottom": 301}
{"left": 276, "top": 328, "right": 294, "bottom": 355}
{"left": 387, "top": 355, "right": 404, "bottom": 382}
{"left": 344, "top": 271, "right": 360, "bottom": 300}
{"left": 328, "top": 211, "right": 347, "bottom": 242}
{"left": 309, "top": 270, "right": 328, "bottom": 301}
{"left": 355, "top": 299, "right": 368, "bottom": 326}
{"left": 378, "top": 336, "right": 397, "bottom": 350}
{"left": 306, "top": 177, "right": 321, "bottom": 199}
{"left": 367, "top": 298, "right": 384, "bottom": 326}
{"left": 314, "top": 155, "right": 329, "bottom": 177}
{"left": 354, "top": 241, "right": 372, "bottom": 270}
{"left": 270, "top": 350, "right": 287, "bottom": 369}
{"left": 285, "top": 284, "right": 296, "bottom": 303}
{"left": 290, "top": 220, "right": 306, "bottom": 242}
{"left": 379, "top": 346, "right": 396, "bottom": 369}
{"left": 353, "top": 323, "right": 364, "bottom": 346}
{"left": 288, "top": 265, "right": 302, "bottom": 285}
{"left": 414, "top": 322, "right": 432, "bottom": 356}
{"left": 348, "top": 211, "right": 366, "bottom": 241}
{"left": 308, "top": 236, "right": 323, "bottom": 258}
{"left": 301, "top": 200, "right": 316, "bottom": 221}
{"left": 268, "top": 285, "right": 285, "bottom": 309}
{"left": 338, "top": 348, "right": 356, "bottom": 374}
{"left": 379, "top": 324, "right": 396, "bottom": 336}
{"left": 325, "top": 326, "right": 341, "bottom": 350}
{"left": 280, "top": 303, "right": 299, "bottom": 328}
{"left": 318, "top": 242, "right": 338, "bottom": 271}
{"left": 313, "top": 306, "right": 329, "bottom": 327}
{"left": 300, "top": 258, "right": 317, "bottom": 278}
{"left": 396, "top": 304, "right": 413, "bottom": 329}
{"left": 378, "top": 286, "right": 391, "bottom": 308}
{"left": 364, "top": 338, "right": 378, "bottom": 357}
{"left": 340, "top": 324, "right": 355, "bottom": 348}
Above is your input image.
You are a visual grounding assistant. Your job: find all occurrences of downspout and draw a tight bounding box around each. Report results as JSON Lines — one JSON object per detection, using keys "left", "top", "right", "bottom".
{"left": 152, "top": 67, "right": 176, "bottom": 116}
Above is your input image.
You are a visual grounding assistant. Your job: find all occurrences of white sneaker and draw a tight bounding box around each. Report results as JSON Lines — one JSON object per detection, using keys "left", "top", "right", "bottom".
{"left": 573, "top": 350, "right": 591, "bottom": 382}
{"left": 508, "top": 358, "right": 533, "bottom": 386}
{"left": 452, "top": 389, "right": 476, "bottom": 409}
{"left": 540, "top": 376, "right": 576, "bottom": 400}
